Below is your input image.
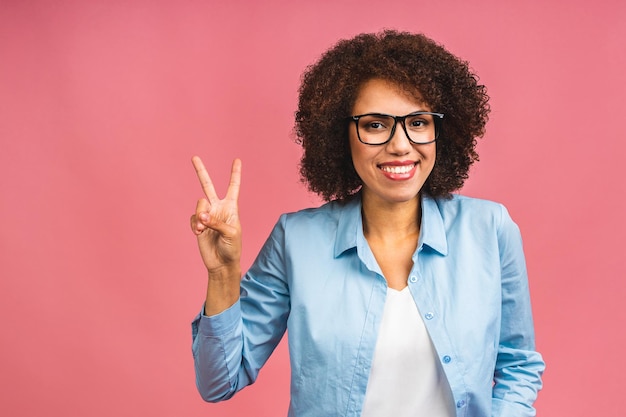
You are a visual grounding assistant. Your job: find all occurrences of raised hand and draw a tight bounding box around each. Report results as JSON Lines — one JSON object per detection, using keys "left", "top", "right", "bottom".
{"left": 190, "top": 156, "right": 242, "bottom": 276}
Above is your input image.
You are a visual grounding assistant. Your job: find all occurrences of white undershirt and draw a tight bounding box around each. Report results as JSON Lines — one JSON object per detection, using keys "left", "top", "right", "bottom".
{"left": 361, "top": 287, "right": 455, "bottom": 417}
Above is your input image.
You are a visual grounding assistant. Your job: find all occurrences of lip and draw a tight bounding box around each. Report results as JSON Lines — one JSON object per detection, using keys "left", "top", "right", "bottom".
{"left": 377, "top": 160, "right": 418, "bottom": 180}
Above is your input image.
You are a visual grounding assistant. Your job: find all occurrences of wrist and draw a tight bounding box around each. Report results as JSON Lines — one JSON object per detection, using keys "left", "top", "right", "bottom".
{"left": 204, "top": 264, "right": 241, "bottom": 316}
{"left": 207, "top": 263, "right": 241, "bottom": 281}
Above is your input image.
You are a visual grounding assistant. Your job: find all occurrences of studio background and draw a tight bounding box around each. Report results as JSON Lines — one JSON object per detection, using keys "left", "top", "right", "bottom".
{"left": 1, "top": 1, "right": 625, "bottom": 416}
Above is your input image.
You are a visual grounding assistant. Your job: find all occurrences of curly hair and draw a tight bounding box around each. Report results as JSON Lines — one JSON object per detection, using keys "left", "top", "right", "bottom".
{"left": 294, "top": 30, "right": 490, "bottom": 201}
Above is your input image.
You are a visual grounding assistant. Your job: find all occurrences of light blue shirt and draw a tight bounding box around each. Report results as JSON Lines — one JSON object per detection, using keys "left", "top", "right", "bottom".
{"left": 191, "top": 193, "right": 544, "bottom": 417}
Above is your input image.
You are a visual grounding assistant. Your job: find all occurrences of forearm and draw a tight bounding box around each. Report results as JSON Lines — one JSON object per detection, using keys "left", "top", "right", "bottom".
{"left": 204, "top": 264, "right": 241, "bottom": 316}
{"left": 191, "top": 214, "right": 290, "bottom": 403}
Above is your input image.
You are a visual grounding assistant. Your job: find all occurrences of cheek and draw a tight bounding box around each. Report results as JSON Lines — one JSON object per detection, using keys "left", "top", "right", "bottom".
{"left": 424, "top": 146, "right": 437, "bottom": 177}
{"left": 422, "top": 143, "right": 437, "bottom": 163}
{"left": 349, "top": 142, "right": 374, "bottom": 176}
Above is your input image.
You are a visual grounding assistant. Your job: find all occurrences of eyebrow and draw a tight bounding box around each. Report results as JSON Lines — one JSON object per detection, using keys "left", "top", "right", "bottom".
{"left": 353, "top": 110, "right": 433, "bottom": 117}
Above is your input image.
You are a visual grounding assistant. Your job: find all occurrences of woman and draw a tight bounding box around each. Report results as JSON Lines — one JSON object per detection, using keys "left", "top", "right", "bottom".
{"left": 190, "top": 30, "right": 544, "bottom": 417}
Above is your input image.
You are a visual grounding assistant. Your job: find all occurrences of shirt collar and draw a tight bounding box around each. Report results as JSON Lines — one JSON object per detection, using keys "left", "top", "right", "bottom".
{"left": 420, "top": 196, "right": 448, "bottom": 256}
{"left": 334, "top": 195, "right": 362, "bottom": 257}
{"left": 334, "top": 193, "right": 449, "bottom": 257}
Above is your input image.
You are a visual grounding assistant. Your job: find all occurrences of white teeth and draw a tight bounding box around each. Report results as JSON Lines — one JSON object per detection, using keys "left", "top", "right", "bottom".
{"left": 380, "top": 164, "right": 415, "bottom": 174}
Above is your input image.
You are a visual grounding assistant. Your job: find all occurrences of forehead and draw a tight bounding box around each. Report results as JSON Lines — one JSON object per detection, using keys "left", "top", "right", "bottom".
{"left": 352, "top": 78, "right": 429, "bottom": 113}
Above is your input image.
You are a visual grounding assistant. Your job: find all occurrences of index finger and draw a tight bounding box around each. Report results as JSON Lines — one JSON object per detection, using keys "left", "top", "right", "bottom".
{"left": 191, "top": 156, "right": 218, "bottom": 202}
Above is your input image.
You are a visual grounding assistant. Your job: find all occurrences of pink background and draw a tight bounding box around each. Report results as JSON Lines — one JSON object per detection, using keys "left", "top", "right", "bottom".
{"left": 1, "top": 1, "right": 625, "bottom": 415}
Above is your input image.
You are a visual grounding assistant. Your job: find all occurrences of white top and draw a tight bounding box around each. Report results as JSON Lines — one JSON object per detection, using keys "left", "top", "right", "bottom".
{"left": 361, "top": 287, "right": 455, "bottom": 417}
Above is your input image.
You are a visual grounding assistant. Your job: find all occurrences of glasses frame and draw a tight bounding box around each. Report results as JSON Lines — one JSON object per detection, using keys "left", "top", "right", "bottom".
{"left": 350, "top": 111, "right": 444, "bottom": 145}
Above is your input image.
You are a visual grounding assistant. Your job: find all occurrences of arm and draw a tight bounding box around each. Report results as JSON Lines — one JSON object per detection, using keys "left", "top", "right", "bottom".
{"left": 189, "top": 156, "right": 244, "bottom": 400}
{"left": 189, "top": 157, "right": 289, "bottom": 401}
{"left": 492, "top": 205, "right": 545, "bottom": 417}
{"left": 191, "top": 217, "right": 290, "bottom": 402}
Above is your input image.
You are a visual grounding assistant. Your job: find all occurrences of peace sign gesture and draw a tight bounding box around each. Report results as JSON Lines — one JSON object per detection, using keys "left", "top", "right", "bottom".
{"left": 190, "top": 156, "right": 242, "bottom": 280}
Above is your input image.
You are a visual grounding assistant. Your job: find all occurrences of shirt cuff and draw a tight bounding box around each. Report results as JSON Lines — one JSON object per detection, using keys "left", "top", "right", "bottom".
{"left": 195, "top": 300, "right": 242, "bottom": 337}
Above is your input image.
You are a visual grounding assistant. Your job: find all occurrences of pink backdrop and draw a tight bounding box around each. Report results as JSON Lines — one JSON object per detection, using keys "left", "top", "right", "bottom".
{"left": 1, "top": 1, "right": 625, "bottom": 415}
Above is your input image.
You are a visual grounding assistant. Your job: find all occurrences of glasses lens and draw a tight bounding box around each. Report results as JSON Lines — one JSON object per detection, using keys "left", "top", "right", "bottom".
{"left": 404, "top": 113, "right": 437, "bottom": 143}
{"left": 357, "top": 114, "right": 395, "bottom": 145}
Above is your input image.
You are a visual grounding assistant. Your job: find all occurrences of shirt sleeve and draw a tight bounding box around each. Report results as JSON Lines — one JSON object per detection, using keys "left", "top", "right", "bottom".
{"left": 491, "top": 205, "right": 545, "bottom": 417}
{"left": 191, "top": 214, "right": 290, "bottom": 402}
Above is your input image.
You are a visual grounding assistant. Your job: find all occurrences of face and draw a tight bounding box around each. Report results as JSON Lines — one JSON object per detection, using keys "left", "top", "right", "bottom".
{"left": 349, "top": 78, "right": 436, "bottom": 206}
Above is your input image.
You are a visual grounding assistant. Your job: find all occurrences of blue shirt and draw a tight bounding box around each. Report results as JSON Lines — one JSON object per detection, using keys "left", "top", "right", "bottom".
{"left": 191, "top": 194, "right": 545, "bottom": 417}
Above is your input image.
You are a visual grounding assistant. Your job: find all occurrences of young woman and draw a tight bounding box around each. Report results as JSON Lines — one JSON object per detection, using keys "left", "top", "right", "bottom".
{"left": 190, "top": 30, "right": 544, "bottom": 417}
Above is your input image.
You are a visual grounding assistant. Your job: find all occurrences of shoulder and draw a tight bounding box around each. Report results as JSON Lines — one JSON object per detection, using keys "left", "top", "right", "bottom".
{"left": 430, "top": 195, "right": 525, "bottom": 261}
{"left": 433, "top": 194, "right": 512, "bottom": 225}
{"left": 259, "top": 198, "right": 359, "bottom": 259}
{"left": 263, "top": 197, "right": 357, "bottom": 245}
{"left": 429, "top": 194, "right": 520, "bottom": 241}
{"left": 280, "top": 197, "right": 357, "bottom": 228}
{"left": 435, "top": 193, "right": 503, "bottom": 212}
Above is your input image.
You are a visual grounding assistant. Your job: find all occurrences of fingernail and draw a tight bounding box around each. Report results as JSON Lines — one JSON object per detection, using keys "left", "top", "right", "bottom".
{"left": 199, "top": 213, "right": 208, "bottom": 221}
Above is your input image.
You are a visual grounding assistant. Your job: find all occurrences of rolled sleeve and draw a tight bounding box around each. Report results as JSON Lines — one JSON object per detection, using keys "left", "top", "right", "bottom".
{"left": 191, "top": 301, "right": 243, "bottom": 402}
{"left": 492, "top": 205, "right": 545, "bottom": 416}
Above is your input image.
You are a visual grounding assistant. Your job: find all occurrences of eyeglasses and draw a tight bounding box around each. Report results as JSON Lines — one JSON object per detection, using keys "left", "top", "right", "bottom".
{"left": 350, "top": 111, "right": 444, "bottom": 145}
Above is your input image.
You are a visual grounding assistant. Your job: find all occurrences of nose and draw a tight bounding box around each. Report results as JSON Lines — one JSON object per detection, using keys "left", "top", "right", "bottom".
{"left": 385, "top": 121, "right": 412, "bottom": 155}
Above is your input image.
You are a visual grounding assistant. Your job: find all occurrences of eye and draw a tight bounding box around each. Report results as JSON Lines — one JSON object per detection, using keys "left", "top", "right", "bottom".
{"left": 359, "top": 115, "right": 392, "bottom": 133}
{"left": 368, "top": 121, "right": 385, "bottom": 130}
{"left": 406, "top": 115, "right": 432, "bottom": 131}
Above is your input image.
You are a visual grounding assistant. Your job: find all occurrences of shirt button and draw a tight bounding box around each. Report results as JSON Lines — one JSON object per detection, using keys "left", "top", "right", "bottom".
{"left": 456, "top": 400, "right": 466, "bottom": 408}
{"left": 409, "top": 276, "right": 418, "bottom": 283}
{"left": 442, "top": 355, "right": 452, "bottom": 364}
{"left": 425, "top": 312, "right": 434, "bottom": 320}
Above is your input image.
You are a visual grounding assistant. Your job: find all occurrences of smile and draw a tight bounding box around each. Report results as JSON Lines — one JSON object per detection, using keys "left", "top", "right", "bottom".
{"left": 379, "top": 163, "right": 416, "bottom": 174}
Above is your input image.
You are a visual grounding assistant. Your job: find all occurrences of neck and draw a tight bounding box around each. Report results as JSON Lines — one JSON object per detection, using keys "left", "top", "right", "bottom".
{"left": 361, "top": 192, "right": 421, "bottom": 242}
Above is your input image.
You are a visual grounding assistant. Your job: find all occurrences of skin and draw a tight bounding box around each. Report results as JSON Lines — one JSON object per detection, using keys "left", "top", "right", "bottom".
{"left": 190, "top": 156, "right": 242, "bottom": 315}
{"left": 190, "top": 78, "right": 437, "bottom": 312}
{"left": 349, "top": 79, "right": 437, "bottom": 290}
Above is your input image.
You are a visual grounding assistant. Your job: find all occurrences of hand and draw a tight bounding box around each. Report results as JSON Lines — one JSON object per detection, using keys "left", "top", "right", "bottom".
{"left": 190, "top": 156, "right": 242, "bottom": 275}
